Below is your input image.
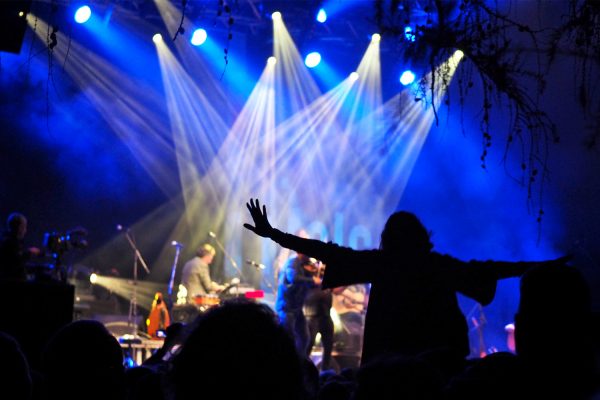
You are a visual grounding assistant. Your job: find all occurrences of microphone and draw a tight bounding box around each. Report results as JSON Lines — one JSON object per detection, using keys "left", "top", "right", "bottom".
{"left": 117, "top": 224, "right": 129, "bottom": 232}
{"left": 171, "top": 241, "right": 184, "bottom": 248}
{"left": 208, "top": 231, "right": 216, "bottom": 238}
{"left": 246, "top": 260, "right": 266, "bottom": 270}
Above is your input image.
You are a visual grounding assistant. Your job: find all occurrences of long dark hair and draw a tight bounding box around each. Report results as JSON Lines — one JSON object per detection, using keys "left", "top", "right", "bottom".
{"left": 380, "top": 211, "right": 433, "bottom": 255}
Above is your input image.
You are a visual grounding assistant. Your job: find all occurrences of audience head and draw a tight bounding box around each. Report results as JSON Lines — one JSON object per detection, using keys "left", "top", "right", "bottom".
{"left": 380, "top": 212, "right": 432, "bottom": 255}
{"left": 42, "top": 320, "right": 124, "bottom": 400}
{"left": 515, "top": 263, "right": 594, "bottom": 396}
{"left": 170, "top": 300, "right": 304, "bottom": 400}
{"left": 6, "top": 212, "right": 27, "bottom": 239}
{"left": 354, "top": 354, "right": 443, "bottom": 400}
{"left": 443, "top": 352, "right": 529, "bottom": 399}
{"left": 0, "top": 331, "right": 32, "bottom": 400}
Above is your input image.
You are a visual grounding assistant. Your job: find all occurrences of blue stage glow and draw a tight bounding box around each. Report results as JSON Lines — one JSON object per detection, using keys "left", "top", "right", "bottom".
{"left": 304, "top": 52, "right": 322, "bottom": 68}
{"left": 399, "top": 70, "right": 416, "bottom": 86}
{"left": 74, "top": 5, "right": 91, "bottom": 24}
{"left": 404, "top": 26, "right": 416, "bottom": 42}
{"left": 316, "top": 8, "right": 327, "bottom": 23}
{"left": 191, "top": 28, "right": 207, "bottom": 46}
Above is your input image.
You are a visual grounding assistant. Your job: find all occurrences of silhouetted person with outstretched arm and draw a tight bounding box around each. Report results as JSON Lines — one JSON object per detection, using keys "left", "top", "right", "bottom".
{"left": 244, "top": 199, "right": 569, "bottom": 365}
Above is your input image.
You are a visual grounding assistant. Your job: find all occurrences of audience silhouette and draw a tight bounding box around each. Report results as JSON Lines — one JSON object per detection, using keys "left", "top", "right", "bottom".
{"left": 1, "top": 200, "right": 595, "bottom": 400}
{"left": 42, "top": 320, "right": 125, "bottom": 400}
{"left": 168, "top": 299, "right": 305, "bottom": 400}
{"left": 0, "top": 331, "right": 32, "bottom": 400}
{"left": 244, "top": 198, "right": 569, "bottom": 365}
{"left": 515, "top": 263, "right": 596, "bottom": 398}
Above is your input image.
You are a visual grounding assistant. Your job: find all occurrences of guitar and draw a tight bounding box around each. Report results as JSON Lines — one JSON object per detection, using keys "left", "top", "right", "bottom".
{"left": 333, "top": 286, "right": 367, "bottom": 314}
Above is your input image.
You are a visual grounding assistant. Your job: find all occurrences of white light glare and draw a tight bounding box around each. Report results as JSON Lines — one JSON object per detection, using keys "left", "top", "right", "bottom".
{"left": 74, "top": 5, "right": 91, "bottom": 24}
{"left": 90, "top": 273, "right": 98, "bottom": 284}
{"left": 304, "top": 52, "right": 321, "bottom": 68}
{"left": 371, "top": 33, "right": 381, "bottom": 43}
{"left": 316, "top": 8, "right": 327, "bottom": 23}
{"left": 191, "top": 28, "right": 207, "bottom": 46}
{"left": 153, "top": 33, "right": 163, "bottom": 44}
{"left": 399, "top": 70, "right": 416, "bottom": 86}
{"left": 349, "top": 72, "right": 359, "bottom": 82}
{"left": 404, "top": 26, "right": 416, "bottom": 42}
{"left": 267, "top": 56, "right": 277, "bottom": 66}
{"left": 271, "top": 11, "right": 282, "bottom": 20}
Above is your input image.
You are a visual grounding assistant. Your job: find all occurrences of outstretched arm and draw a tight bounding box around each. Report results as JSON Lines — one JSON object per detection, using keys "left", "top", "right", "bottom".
{"left": 244, "top": 198, "right": 357, "bottom": 265}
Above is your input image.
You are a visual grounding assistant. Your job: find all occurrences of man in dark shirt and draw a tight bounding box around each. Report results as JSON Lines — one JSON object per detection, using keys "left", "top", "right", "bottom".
{"left": 303, "top": 282, "right": 334, "bottom": 370}
{"left": 0, "top": 213, "right": 39, "bottom": 281}
{"left": 275, "top": 252, "right": 321, "bottom": 355}
{"left": 244, "top": 198, "right": 569, "bottom": 365}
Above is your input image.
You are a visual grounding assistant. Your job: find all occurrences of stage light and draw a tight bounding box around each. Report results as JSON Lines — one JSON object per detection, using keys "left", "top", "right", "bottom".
{"left": 371, "top": 33, "right": 381, "bottom": 43}
{"left": 152, "top": 33, "right": 163, "bottom": 44}
{"left": 404, "top": 26, "right": 416, "bottom": 42}
{"left": 349, "top": 72, "right": 359, "bottom": 82}
{"left": 90, "top": 273, "right": 98, "bottom": 284}
{"left": 191, "top": 28, "right": 207, "bottom": 46}
{"left": 304, "top": 52, "right": 321, "bottom": 68}
{"left": 455, "top": 49, "right": 464, "bottom": 59}
{"left": 316, "top": 8, "right": 327, "bottom": 23}
{"left": 74, "top": 5, "right": 91, "bottom": 24}
{"left": 19, "top": 11, "right": 25, "bottom": 17}
{"left": 267, "top": 56, "right": 277, "bottom": 66}
{"left": 399, "top": 70, "right": 416, "bottom": 86}
{"left": 271, "top": 11, "right": 282, "bottom": 20}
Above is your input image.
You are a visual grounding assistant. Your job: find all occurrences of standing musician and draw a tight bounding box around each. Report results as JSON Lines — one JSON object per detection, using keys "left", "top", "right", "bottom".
{"left": 181, "top": 243, "right": 224, "bottom": 305}
{"left": 275, "top": 247, "right": 322, "bottom": 355}
{"left": 303, "top": 260, "right": 335, "bottom": 371}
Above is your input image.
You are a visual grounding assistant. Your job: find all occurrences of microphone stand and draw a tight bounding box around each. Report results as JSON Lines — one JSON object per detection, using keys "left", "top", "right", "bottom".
{"left": 210, "top": 233, "right": 243, "bottom": 280}
{"left": 122, "top": 228, "right": 150, "bottom": 338}
{"left": 167, "top": 243, "right": 183, "bottom": 312}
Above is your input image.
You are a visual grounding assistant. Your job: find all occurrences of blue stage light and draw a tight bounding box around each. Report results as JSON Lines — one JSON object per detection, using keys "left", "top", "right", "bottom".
{"left": 399, "top": 70, "right": 416, "bottom": 86}
{"left": 404, "top": 26, "right": 416, "bottom": 42}
{"left": 304, "top": 52, "right": 322, "bottom": 68}
{"left": 316, "top": 8, "right": 327, "bottom": 23}
{"left": 74, "top": 5, "right": 91, "bottom": 24}
{"left": 191, "top": 28, "right": 207, "bottom": 46}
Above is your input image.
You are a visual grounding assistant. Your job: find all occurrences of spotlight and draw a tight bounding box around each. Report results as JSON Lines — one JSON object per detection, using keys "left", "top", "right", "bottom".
{"left": 316, "top": 8, "right": 327, "bottom": 23}
{"left": 18, "top": 11, "right": 25, "bottom": 17}
{"left": 267, "top": 56, "right": 277, "bottom": 66}
{"left": 399, "top": 70, "right": 416, "bottom": 86}
{"left": 271, "top": 11, "right": 282, "bottom": 20}
{"left": 404, "top": 26, "right": 416, "bottom": 42}
{"left": 349, "top": 72, "right": 359, "bottom": 82}
{"left": 454, "top": 49, "right": 465, "bottom": 59}
{"left": 191, "top": 28, "right": 207, "bottom": 46}
{"left": 152, "top": 33, "right": 163, "bottom": 44}
{"left": 90, "top": 273, "right": 98, "bottom": 284}
{"left": 304, "top": 52, "right": 321, "bottom": 68}
{"left": 74, "top": 5, "right": 91, "bottom": 24}
{"left": 371, "top": 33, "right": 381, "bottom": 43}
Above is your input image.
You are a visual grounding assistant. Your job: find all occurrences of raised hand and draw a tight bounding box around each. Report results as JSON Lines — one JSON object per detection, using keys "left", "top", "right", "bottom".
{"left": 244, "top": 198, "right": 274, "bottom": 238}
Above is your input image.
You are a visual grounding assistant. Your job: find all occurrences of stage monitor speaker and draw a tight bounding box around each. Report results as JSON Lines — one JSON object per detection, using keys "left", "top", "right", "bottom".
{"left": 0, "top": 0, "right": 33, "bottom": 54}
{"left": 0, "top": 281, "right": 74, "bottom": 369}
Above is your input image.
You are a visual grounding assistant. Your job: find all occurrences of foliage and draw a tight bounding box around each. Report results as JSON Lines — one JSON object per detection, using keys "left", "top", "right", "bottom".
{"left": 375, "top": 0, "right": 600, "bottom": 224}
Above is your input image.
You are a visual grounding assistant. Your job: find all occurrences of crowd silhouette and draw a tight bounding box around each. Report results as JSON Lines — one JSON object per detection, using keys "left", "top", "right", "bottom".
{"left": 0, "top": 201, "right": 598, "bottom": 399}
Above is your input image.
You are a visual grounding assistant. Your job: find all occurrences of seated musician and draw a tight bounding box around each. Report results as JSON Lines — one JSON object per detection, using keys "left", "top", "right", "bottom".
{"left": 181, "top": 243, "right": 224, "bottom": 305}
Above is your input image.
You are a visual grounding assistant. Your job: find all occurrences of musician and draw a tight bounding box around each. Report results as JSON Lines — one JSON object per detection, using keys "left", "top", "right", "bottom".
{"left": 303, "top": 264, "right": 334, "bottom": 371}
{"left": 181, "top": 243, "right": 224, "bottom": 304}
{"left": 244, "top": 198, "right": 570, "bottom": 365}
{"left": 0, "top": 212, "right": 40, "bottom": 281}
{"left": 275, "top": 248, "right": 322, "bottom": 355}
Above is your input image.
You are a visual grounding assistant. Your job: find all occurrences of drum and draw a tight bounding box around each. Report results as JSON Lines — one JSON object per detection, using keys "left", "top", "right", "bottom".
{"left": 194, "top": 294, "right": 220, "bottom": 307}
